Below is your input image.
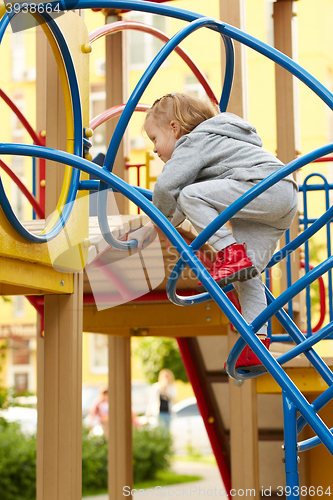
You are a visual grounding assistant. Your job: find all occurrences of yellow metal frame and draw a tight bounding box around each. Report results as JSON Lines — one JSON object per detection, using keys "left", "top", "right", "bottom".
{"left": 0, "top": 11, "right": 90, "bottom": 292}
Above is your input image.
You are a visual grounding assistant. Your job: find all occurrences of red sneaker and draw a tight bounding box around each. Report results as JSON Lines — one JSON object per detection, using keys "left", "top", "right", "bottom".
{"left": 224, "top": 337, "right": 271, "bottom": 373}
{"left": 197, "top": 243, "right": 258, "bottom": 292}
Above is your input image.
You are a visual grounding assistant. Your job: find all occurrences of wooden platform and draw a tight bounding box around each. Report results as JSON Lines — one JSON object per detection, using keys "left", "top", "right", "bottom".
{"left": 2, "top": 213, "right": 333, "bottom": 394}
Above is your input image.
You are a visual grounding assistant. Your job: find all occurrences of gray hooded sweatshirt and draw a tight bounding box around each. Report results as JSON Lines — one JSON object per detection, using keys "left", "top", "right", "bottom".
{"left": 152, "top": 112, "right": 297, "bottom": 220}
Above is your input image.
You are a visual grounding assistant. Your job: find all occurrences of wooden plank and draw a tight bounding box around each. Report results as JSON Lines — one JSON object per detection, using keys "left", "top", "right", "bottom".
{"left": 83, "top": 300, "right": 228, "bottom": 330}
{"left": 220, "top": 1, "right": 259, "bottom": 496}
{"left": 0, "top": 256, "right": 73, "bottom": 294}
{"left": 219, "top": 0, "right": 248, "bottom": 118}
{"left": 108, "top": 337, "right": 133, "bottom": 497}
{"left": 105, "top": 18, "right": 129, "bottom": 215}
{"left": 35, "top": 12, "right": 89, "bottom": 500}
{"left": 41, "top": 273, "right": 83, "bottom": 500}
{"left": 256, "top": 366, "right": 333, "bottom": 394}
{"left": 228, "top": 327, "right": 259, "bottom": 498}
{"left": 273, "top": 0, "right": 303, "bottom": 330}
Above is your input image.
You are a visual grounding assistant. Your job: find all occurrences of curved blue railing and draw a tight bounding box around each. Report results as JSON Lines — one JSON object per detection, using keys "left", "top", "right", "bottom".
{"left": 2, "top": 1, "right": 333, "bottom": 494}
{"left": 0, "top": 11, "right": 82, "bottom": 243}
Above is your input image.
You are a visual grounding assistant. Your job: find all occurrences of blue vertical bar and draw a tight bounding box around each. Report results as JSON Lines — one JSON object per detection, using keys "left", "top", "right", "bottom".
{"left": 282, "top": 392, "right": 300, "bottom": 499}
{"left": 302, "top": 180, "right": 312, "bottom": 336}
{"left": 32, "top": 155, "right": 36, "bottom": 220}
{"left": 265, "top": 268, "right": 272, "bottom": 339}
{"left": 285, "top": 229, "right": 293, "bottom": 320}
{"left": 325, "top": 180, "right": 333, "bottom": 322}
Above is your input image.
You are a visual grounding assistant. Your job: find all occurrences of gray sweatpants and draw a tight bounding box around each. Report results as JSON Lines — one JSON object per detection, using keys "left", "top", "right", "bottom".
{"left": 178, "top": 178, "right": 299, "bottom": 335}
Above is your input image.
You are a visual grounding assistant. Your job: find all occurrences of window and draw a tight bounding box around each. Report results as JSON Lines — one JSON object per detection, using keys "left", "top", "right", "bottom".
{"left": 183, "top": 74, "right": 208, "bottom": 99}
{"left": 128, "top": 13, "right": 168, "bottom": 69}
{"left": 11, "top": 32, "right": 26, "bottom": 81}
{"left": 89, "top": 333, "right": 108, "bottom": 374}
{"left": 265, "top": 0, "right": 275, "bottom": 47}
{"left": 90, "top": 87, "right": 106, "bottom": 158}
{"left": 8, "top": 336, "right": 35, "bottom": 394}
{"left": 10, "top": 90, "right": 26, "bottom": 142}
{"left": 12, "top": 338, "right": 30, "bottom": 365}
{"left": 14, "top": 373, "right": 28, "bottom": 393}
{"left": 11, "top": 184, "right": 25, "bottom": 223}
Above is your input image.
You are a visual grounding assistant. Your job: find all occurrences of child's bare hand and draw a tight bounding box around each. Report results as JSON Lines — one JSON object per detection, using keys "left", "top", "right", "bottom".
{"left": 128, "top": 224, "right": 158, "bottom": 250}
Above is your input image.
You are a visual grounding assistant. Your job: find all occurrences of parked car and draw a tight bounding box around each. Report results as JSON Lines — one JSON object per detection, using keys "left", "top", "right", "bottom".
{"left": 169, "top": 397, "right": 212, "bottom": 455}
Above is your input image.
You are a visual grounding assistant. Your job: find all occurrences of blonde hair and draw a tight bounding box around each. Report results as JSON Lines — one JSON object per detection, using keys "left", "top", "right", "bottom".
{"left": 144, "top": 92, "right": 219, "bottom": 136}
{"left": 158, "top": 368, "right": 175, "bottom": 384}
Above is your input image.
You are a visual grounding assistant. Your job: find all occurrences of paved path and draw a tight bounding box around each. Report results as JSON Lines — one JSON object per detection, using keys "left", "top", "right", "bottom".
{"left": 83, "top": 460, "right": 227, "bottom": 499}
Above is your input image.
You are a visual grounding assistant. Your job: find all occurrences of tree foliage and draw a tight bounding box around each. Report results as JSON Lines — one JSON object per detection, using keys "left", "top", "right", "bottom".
{"left": 134, "top": 337, "right": 188, "bottom": 383}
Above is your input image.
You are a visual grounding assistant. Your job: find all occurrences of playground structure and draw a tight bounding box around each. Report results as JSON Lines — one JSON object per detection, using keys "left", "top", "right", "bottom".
{"left": 1, "top": 0, "right": 333, "bottom": 499}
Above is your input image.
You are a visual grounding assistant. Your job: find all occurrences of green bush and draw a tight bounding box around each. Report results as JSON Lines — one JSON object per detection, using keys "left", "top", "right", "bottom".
{"left": 132, "top": 426, "right": 173, "bottom": 483}
{"left": 0, "top": 419, "right": 172, "bottom": 498}
{"left": 82, "top": 426, "right": 108, "bottom": 494}
{"left": 0, "top": 418, "right": 36, "bottom": 500}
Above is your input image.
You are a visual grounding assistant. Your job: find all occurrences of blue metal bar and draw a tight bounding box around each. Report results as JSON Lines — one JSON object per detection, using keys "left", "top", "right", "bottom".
{"left": 252, "top": 257, "right": 333, "bottom": 332}
{"left": 297, "top": 384, "right": 333, "bottom": 435}
{"left": 78, "top": 179, "right": 153, "bottom": 201}
{"left": 97, "top": 16, "right": 226, "bottom": 251}
{"left": 268, "top": 202, "right": 333, "bottom": 268}
{"left": 302, "top": 177, "right": 312, "bottom": 336}
{"left": 276, "top": 322, "right": 333, "bottom": 366}
{"left": 298, "top": 173, "right": 333, "bottom": 331}
{"left": 103, "top": 17, "right": 226, "bottom": 173}
{"left": 2, "top": 0, "right": 333, "bottom": 469}
{"left": 298, "top": 183, "right": 333, "bottom": 191}
{"left": 264, "top": 286, "right": 333, "bottom": 386}
{"left": 264, "top": 268, "right": 272, "bottom": 338}
{"left": 282, "top": 393, "right": 300, "bottom": 498}
{"left": 32, "top": 156, "right": 36, "bottom": 220}
{"left": 298, "top": 428, "right": 333, "bottom": 452}
{"left": 219, "top": 35, "right": 234, "bottom": 112}
{"left": 298, "top": 217, "right": 333, "bottom": 224}
{"left": 0, "top": 11, "right": 82, "bottom": 243}
{"left": 285, "top": 229, "right": 294, "bottom": 320}
{"left": 45, "top": 1, "right": 333, "bottom": 110}
{"left": 79, "top": 180, "right": 100, "bottom": 191}
{"left": 167, "top": 145, "right": 333, "bottom": 306}
{"left": 189, "top": 144, "right": 333, "bottom": 255}
{"left": 325, "top": 196, "right": 333, "bottom": 323}
{"left": 3, "top": 146, "right": 333, "bottom": 456}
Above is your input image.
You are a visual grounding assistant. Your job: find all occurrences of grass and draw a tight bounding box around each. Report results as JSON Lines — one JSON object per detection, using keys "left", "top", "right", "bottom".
{"left": 172, "top": 454, "right": 217, "bottom": 465}
{"left": 133, "top": 470, "right": 202, "bottom": 490}
{"left": 82, "top": 469, "right": 202, "bottom": 497}
{"left": 82, "top": 455, "right": 216, "bottom": 497}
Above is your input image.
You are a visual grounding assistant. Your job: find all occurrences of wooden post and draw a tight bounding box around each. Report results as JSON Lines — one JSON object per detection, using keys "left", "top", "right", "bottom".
{"left": 228, "top": 329, "right": 260, "bottom": 498}
{"left": 220, "top": 1, "right": 259, "bottom": 497}
{"left": 108, "top": 336, "right": 133, "bottom": 498}
{"left": 274, "top": 0, "right": 303, "bottom": 330}
{"left": 105, "top": 14, "right": 129, "bottom": 215}
{"left": 36, "top": 26, "right": 47, "bottom": 500}
{"left": 220, "top": 0, "right": 248, "bottom": 117}
{"left": 36, "top": 315, "right": 44, "bottom": 500}
{"left": 104, "top": 14, "right": 133, "bottom": 498}
{"left": 41, "top": 274, "right": 83, "bottom": 500}
{"left": 35, "top": 12, "right": 90, "bottom": 500}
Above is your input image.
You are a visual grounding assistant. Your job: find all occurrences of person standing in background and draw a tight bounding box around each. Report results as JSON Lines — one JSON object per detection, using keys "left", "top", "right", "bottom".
{"left": 145, "top": 369, "right": 177, "bottom": 430}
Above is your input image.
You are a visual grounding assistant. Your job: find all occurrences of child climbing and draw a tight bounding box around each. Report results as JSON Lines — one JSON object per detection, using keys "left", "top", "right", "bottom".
{"left": 129, "top": 93, "right": 298, "bottom": 372}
